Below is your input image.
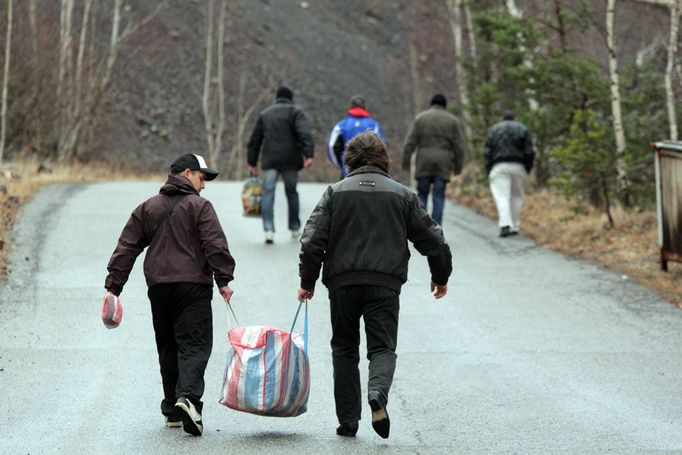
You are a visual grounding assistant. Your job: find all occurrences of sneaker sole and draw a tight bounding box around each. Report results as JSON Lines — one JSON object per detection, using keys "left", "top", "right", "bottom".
{"left": 175, "top": 401, "right": 203, "bottom": 436}
{"left": 165, "top": 420, "right": 183, "bottom": 428}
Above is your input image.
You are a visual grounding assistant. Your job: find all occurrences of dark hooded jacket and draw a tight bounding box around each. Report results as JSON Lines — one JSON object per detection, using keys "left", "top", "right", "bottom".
{"left": 105, "top": 174, "right": 235, "bottom": 294}
{"left": 247, "top": 98, "right": 314, "bottom": 171}
{"left": 299, "top": 165, "right": 452, "bottom": 293}
{"left": 483, "top": 119, "right": 534, "bottom": 175}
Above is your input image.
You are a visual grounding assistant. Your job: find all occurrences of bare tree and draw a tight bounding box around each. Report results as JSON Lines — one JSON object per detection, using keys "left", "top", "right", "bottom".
{"left": 57, "top": 0, "right": 167, "bottom": 161}
{"left": 202, "top": 0, "right": 227, "bottom": 169}
{"left": 605, "top": 0, "right": 627, "bottom": 187}
{"left": 505, "top": 0, "right": 538, "bottom": 111}
{"left": 446, "top": 0, "right": 473, "bottom": 151}
{"left": 0, "top": 0, "right": 12, "bottom": 163}
{"left": 463, "top": 0, "right": 477, "bottom": 60}
{"left": 635, "top": 0, "right": 680, "bottom": 140}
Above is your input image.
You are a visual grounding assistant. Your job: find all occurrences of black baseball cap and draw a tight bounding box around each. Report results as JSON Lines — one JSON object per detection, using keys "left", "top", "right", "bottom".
{"left": 170, "top": 153, "right": 219, "bottom": 181}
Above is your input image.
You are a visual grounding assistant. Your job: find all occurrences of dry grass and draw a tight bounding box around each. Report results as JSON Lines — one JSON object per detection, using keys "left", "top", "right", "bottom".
{"left": 0, "top": 158, "right": 160, "bottom": 277}
{"left": 450, "top": 172, "right": 682, "bottom": 309}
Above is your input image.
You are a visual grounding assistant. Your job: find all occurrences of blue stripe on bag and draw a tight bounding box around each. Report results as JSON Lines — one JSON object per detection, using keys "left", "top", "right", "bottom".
{"left": 244, "top": 346, "right": 263, "bottom": 409}
{"left": 264, "top": 331, "right": 277, "bottom": 408}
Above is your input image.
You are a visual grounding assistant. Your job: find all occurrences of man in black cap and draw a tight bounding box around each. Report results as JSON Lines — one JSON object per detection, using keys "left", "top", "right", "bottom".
{"left": 248, "top": 86, "right": 315, "bottom": 244}
{"left": 104, "top": 152, "right": 236, "bottom": 436}
{"left": 402, "top": 94, "right": 469, "bottom": 225}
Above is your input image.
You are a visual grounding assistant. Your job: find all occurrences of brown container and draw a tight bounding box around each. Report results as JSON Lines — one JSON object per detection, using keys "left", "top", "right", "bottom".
{"left": 652, "top": 141, "right": 682, "bottom": 271}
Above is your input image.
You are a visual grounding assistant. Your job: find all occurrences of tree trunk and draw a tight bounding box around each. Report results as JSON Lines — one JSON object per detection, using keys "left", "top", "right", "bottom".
{"left": 606, "top": 0, "right": 628, "bottom": 189}
{"left": 463, "top": 0, "right": 477, "bottom": 60}
{"left": 446, "top": 0, "right": 473, "bottom": 156}
{"left": 202, "top": 0, "right": 215, "bottom": 162}
{"left": 664, "top": 1, "right": 680, "bottom": 140}
{"left": 0, "top": 0, "right": 12, "bottom": 163}
{"left": 505, "top": 0, "right": 538, "bottom": 111}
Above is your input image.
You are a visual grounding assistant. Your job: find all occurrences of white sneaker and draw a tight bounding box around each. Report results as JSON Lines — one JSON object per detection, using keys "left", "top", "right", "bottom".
{"left": 265, "top": 231, "right": 274, "bottom": 244}
{"left": 291, "top": 230, "right": 301, "bottom": 240}
{"left": 175, "top": 397, "right": 203, "bottom": 436}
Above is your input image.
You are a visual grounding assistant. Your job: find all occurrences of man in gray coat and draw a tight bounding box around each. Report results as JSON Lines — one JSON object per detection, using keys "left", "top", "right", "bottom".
{"left": 402, "top": 94, "right": 468, "bottom": 225}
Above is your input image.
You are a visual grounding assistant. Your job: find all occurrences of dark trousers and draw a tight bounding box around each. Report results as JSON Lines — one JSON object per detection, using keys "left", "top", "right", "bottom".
{"left": 148, "top": 283, "right": 213, "bottom": 415}
{"left": 329, "top": 285, "right": 400, "bottom": 424}
{"left": 417, "top": 176, "right": 447, "bottom": 225}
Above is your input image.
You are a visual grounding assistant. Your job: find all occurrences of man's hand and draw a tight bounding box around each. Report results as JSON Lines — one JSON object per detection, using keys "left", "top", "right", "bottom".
{"left": 430, "top": 282, "right": 448, "bottom": 299}
{"left": 249, "top": 166, "right": 259, "bottom": 176}
{"left": 220, "top": 286, "right": 234, "bottom": 303}
{"left": 297, "top": 288, "right": 314, "bottom": 302}
{"left": 303, "top": 158, "right": 313, "bottom": 169}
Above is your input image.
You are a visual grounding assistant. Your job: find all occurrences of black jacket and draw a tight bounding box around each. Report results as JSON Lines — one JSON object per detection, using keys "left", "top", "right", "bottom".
{"left": 247, "top": 98, "right": 314, "bottom": 171}
{"left": 299, "top": 166, "right": 452, "bottom": 292}
{"left": 483, "top": 120, "right": 534, "bottom": 175}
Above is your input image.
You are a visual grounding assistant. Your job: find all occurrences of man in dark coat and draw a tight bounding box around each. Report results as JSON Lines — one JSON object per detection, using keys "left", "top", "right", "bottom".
{"left": 298, "top": 132, "right": 452, "bottom": 439}
{"left": 483, "top": 112, "right": 534, "bottom": 237}
{"left": 402, "top": 93, "right": 468, "bottom": 225}
{"left": 105, "top": 153, "right": 236, "bottom": 436}
{"left": 248, "top": 86, "right": 315, "bottom": 244}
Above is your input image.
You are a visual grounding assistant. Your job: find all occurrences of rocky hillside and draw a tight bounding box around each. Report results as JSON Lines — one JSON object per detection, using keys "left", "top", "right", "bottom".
{"left": 96, "top": 0, "right": 458, "bottom": 181}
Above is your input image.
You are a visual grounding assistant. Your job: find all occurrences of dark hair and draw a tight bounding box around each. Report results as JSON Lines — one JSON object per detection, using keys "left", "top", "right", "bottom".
{"left": 502, "top": 111, "right": 516, "bottom": 120}
{"left": 430, "top": 94, "right": 447, "bottom": 108}
{"left": 344, "top": 131, "right": 390, "bottom": 173}
{"left": 276, "top": 86, "right": 293, "bottom": 100}
{"left": 350, "top": 95, "right": 366, "bottom": 108}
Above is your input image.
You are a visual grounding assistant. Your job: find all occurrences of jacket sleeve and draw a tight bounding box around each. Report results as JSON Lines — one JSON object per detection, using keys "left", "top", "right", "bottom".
{"left": 406, "top": 193, "right": 453, "bottom": 285}
{"left": 327, "top": 123, "right": 343, "bottom": 169}
{"left": 104, "top": 203, "right": 149, "bottom": 295}
{"left": 197, "top": 200, "right": 235, "bottom": 288}
{"left": 247, "top": 115, "right": 264, "bottom": 167}
{"left": 299, "top": 186, "right": 332, "bottom": 290}
{"left": 402, "top": 118, "right": 419, "bottom": 171}
{"left": 294, "top": 108, "right": 315, "bottom": 158}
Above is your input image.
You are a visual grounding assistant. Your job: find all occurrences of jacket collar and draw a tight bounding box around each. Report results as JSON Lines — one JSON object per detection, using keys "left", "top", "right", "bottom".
{"left": 346, "top": 165, "right": 390, "bottom": 178}
{"left": 275, "top": 97, "right": 293, "bottom": 105}
{"left": 348, "top": 107, "right": 370, "bottom": 118}
{"left": 160, "top": 174, "right": 199, "bottom": 195}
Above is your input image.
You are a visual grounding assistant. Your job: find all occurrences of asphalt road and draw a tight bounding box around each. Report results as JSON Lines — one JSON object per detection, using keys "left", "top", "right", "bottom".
{"left": 1, "top": 180, "right": 681, "bottom": 454}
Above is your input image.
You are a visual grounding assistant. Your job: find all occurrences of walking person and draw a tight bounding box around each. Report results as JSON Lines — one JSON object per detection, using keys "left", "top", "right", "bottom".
{"left": 327, "top": 95, "right": 385, "bottom": 179}
{"left": 247, "top": 86, "right": 315, "bottom": 244}
{"left": 483, "top": 112, "right": 535, "bottom": 237}
{"left": 104, "top": 153, "right": 236, "bottom": 436}
{"left": 401, "top": 93, "right": 468, "bottom": 225}
{"left": 297, "top": 132, "right": 452, "bottom": 439}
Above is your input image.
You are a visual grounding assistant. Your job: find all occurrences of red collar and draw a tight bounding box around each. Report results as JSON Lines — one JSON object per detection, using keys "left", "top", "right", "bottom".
{"left": 348, "top": 107, "right": 370, "bottom": 118}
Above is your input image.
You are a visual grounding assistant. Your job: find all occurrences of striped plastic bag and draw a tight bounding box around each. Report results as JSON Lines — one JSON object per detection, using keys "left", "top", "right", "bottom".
{"left": 219, "top": 302, "right": 309, "bottom": 417}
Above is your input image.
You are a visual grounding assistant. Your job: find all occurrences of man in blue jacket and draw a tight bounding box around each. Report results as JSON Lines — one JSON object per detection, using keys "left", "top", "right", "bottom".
{"left": 327, "top": 95, "right": 385, "bottom": 179}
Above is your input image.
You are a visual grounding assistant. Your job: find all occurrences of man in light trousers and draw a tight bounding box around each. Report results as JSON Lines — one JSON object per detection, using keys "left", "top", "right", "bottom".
{"left": 483, "top": 112, "right": 535, "bottom": 237}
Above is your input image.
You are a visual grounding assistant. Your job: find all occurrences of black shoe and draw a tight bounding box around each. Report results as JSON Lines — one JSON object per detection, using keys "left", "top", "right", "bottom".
{"left": 175, "top": 397, "right": 203, "bottom": 436}
{"left": 499, "top": 226, "right": 511, "bottom": 237}
{"left": 336, "top": 421, "right": 358, "bottom": 437}
{"left": 165, "top": 408, "right": 183, "bottom": 428}
{"left": 368, "top": 392, "right": 390, "bottom": 439}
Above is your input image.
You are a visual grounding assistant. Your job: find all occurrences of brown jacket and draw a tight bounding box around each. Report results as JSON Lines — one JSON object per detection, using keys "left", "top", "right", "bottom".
{"left": 105, "top": 175, "right": 235, "bottom": 294}
{"left": 402, "top": 105, "right": 468, "bottom": 182}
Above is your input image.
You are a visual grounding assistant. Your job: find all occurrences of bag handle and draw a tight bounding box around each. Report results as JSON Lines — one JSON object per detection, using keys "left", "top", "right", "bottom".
{"left": 225, "top": 300, "right": 240, "bottom": 327}
{"left": 289, "top": 299, "right": 308, "bottom": 356}
{"left": 226, "top": 299, "right": 308, "bottom": 355}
